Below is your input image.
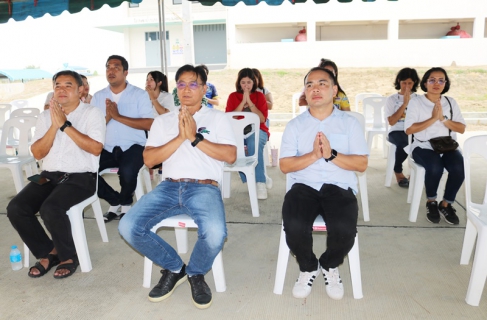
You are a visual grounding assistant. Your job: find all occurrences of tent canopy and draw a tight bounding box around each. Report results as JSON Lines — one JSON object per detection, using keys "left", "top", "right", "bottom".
{"left": 190, "top": 0, "right": 397, "bottom": 6}
{"left": 0, "top": 0, "right": 143, "bottom": 24}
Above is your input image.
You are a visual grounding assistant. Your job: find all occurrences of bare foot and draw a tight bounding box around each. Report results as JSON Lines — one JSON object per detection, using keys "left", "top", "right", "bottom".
{"left": 29, "top": 258, "right": 49, "bottom": 276}
{"left": 394, "top": 172, "right": 407, "bottom": 182}
{"left": 53, "top": 259, "right": 74, "bottom": 278}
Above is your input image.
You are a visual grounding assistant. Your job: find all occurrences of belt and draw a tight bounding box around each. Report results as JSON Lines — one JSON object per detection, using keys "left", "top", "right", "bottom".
{"left": 165, "top": 178, "right": 219, "bottom": 187}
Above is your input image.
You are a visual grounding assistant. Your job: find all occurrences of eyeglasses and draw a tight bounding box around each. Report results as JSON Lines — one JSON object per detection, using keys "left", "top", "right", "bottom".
{"left": 427, "top": 78, "right": 447, "bottom": 85}
{"left": 176, "top": 81, "right": 202, "bottom": 90}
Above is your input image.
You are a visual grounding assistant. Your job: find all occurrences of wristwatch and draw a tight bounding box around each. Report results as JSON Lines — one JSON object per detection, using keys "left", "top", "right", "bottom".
{"left": 60, "top": 121, "right": 72, "bottom": 132}
{"left": 325, "top": 149, "right": 337, "bottom": 162}
{"left": 191, "top": 133, "right": 204, "bottom": 147}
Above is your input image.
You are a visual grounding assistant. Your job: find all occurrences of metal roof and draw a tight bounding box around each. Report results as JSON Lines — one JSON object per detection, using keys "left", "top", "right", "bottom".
{"left": 0, "top": 69, "right": 53, "bottom": 82}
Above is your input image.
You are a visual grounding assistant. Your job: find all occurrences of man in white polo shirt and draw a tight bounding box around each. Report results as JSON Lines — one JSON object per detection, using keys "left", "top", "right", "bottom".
{"left": 119, "top": 64, "right": 236, "bottom": 309}
{"left": 7, "top": 70, "right": 105, "bottom": 279}
{"left": 91, "top": 55, "right": 154, "bottom": 222}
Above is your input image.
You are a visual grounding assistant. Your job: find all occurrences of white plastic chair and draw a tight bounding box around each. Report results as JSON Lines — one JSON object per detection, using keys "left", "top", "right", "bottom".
{"left": 222, "top": 112, "right": 260, "bottom": 218}
{"left": 406, "top": 135, "right": 447, "bottom": 222}
{"left": 9, "top": 99, "right": 29, "bottom": 110}
{"left": 460, "top": 135, "right": 487, "bottom": 306}
{"left": 0, "top": 103, "right": 12, "bottom": 129}
{"left": 347, "top": 111, "right": 370, "bottom": 222}
{"left": 10, "top": 107, "right": 40, "bottom": 118}
{"left": 142, "top": 214, "right": 226, "bottom": 292}
{"left": 354, "top": 93, "right": 381, "bottom": 112}
{"left": 0, "top": 117, "right": 38, "bottom": 193}
{"left": 99, "top": 166, "right": 152, "bottom": 202}
{"left": 292, "top": 92, "right": 305, "bottom": 118}
{"left": 23, "top": 172, "right": 109, "bottom": 272}
{"left": 273, "top": 176, "right": 363, "bottom": 299}
{"left": 384, "top": 142, "right": 397, "bottom": 187}
{"left": 363, "top": 97, "right": 388, "bottom": 158}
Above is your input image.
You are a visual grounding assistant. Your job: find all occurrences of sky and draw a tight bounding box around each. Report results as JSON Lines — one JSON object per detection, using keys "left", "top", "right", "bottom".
{"left": 0, "top": 5, "right": 125, "bottom": 74}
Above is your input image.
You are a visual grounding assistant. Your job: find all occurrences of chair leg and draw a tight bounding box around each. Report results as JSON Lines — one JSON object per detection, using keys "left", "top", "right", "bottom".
{"left": 348, "top": 235, "right": 363, "bottom": 299}
{"left": 465, "top": 230, "right": 487, "bottom": 306}
{"left": 67, "top": 207, "right": 92, "bottom": 272}
{"left": 385, "top": 144, "right": 396, "bottom": 187}
{"left": 135, "top": 172, "right": 144, "bottom": 201}
{"left": 211, "top": 251, "right": 226, "bottom": 292}
{"left": 357, "top": 172, "right": 370, "bottom": 222}
{"left": 407, "top": 166, "right": 416, "bottom": 203}
{"left": 142, "top": 167, "right": 152, "bottom": 193}
{"left": 273, "top": 225, "right": 290, "bottom": 294}
{"left": 245, "top": 170, "right": 260, "bottom": 217}
{"left": 143, "top": 257, "right": 154, "bottom": 288}
{"left": 23, "top": 243, "right": 30, "bottom": 268}
{"left": 222, "top": 171, "right": 231, "bottom": 199}
{"left": 174, "top": 227, "right": 189, "bottom": 254}
{"left": 382, "top": 134, "right": 388, "bottom": 159}
{"left": 92, "top": 198, "right": 108, "bottom": 242}
{"left": 460, "top": 218, "right": 477, "bottom": 265}
{"left": 264, "top": 142, "right": 271, "bottom": 167}
{"left": 409, "top": 167, "right": 425, "bottom": 222}
{"left": 10, "top": 166, "right": 25, "bottom": 193}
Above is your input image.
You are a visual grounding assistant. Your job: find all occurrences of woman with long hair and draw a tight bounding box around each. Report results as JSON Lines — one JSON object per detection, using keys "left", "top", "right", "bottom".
{"left": 226, "top": 68, "right": 269, "bottom": 200}
{"left": 405, "top": 67, "right": 466, "bottom": 225}
{"left": 145, "top": 71, "right": 175, "bottom": 115}
{"left": 252, "top": 68, "right": 274, "bottom": 110}
{"left": 299, "top": 58, "right": 350, "bottom": 111}
{"left": 385, "top": 67, "right": 420, "bottom": 188}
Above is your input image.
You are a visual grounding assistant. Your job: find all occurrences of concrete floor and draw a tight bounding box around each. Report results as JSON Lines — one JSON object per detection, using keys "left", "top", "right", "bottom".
{"left": 1, "top": 131, "right": 487, "bottom": 319}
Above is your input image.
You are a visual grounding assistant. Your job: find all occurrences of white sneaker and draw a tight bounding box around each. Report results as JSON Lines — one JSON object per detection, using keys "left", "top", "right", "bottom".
{"left": 292, "top": 268, "right": 320, "bottom": 298}
{"left": 257, "top": 182, "right": 268, "bottom": 200}
{"left": 322, "top": 267, "right": 344, "bottom": 300}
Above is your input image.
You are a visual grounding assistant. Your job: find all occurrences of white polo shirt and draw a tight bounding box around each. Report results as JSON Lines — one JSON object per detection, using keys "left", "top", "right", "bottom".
{"left": 385, "top": 92, "right": 418, "bottom": 132}
{"left": 404, "top": 95, "right": 465, "bottom": 153}
{"left": 146, "top": 105, "right": 237, "bottom": 183}
{"left": 33, "top": 102, "right": 106, "bottom": 173}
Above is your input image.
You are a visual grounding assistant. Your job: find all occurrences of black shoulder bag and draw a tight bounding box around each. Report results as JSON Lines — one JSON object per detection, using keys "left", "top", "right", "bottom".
{"left": 428, "top": 97, "right": 459, "bottom": 154}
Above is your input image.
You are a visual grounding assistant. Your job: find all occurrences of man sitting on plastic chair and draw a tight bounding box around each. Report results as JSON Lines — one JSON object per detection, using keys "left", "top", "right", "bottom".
{"left": 279, "top": 67, "right": 368, "bottom": 300}
{"left": 119, "top": 65, "right": 237, "bottom": 309}
{"left": 7, "top": 70, "right": 105, "bottom": 279}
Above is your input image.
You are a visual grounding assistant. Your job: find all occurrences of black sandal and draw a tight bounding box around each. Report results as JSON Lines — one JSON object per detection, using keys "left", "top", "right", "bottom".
{"left": 28, "top": 254, "right": 60, "bottom": 278}
{"left": 398, "top": 178, "right": 409, "bottom": 188}
{"left": 53, "top": 256, "right": 79, "bottom": 279}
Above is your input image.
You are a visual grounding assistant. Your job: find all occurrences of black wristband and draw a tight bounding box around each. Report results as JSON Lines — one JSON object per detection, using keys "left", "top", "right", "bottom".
{"left": 191, "top": 133, "right": 204, "bottom": 147}
{"left": 60, "top": 121, "right": 72, "bottom": 132}
{"left": 325, "top": 149, "right": 337, "bottom": 162}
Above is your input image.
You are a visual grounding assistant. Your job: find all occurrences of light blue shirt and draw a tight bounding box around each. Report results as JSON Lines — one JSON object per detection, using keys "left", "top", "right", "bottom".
{"left": 91, "top": 82, "right": 153, "bottom": 152}
{"left": 280, "top": 108, "right": 369, "bottom": 194}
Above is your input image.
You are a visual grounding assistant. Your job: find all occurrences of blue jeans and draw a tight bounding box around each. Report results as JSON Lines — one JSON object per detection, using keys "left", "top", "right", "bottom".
{"left": 118, "top": 181, "right": 227, "bottom": 275}
{"left": 388, "top": 131, "right": 408, "bottom": 174}
{"left": 240, "top": 129, "right": 268, "bottom": 183}
{"left": 412, "top": 148, "right": 464, "bottom": 203}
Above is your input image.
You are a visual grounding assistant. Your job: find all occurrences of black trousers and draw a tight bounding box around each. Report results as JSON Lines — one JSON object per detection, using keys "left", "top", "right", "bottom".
{"left": 282, "top": 183, "right": 358, "bottom": 272}
{"left": 97, "top": 145, "right": 144, "bottom": 206}
{"left": 7, "top": 172, "right": 96, "bottom": 262}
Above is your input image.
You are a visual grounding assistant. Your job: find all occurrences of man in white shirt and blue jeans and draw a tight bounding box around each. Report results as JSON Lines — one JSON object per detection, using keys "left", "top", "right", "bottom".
{"left": 91, "top": 55, "right": 154, "bottom": 222}
{"left": 7, "top": 70, "right": 105, "bottom": 279}
{"left": 119, "top": 65, "right": 237, "bottom": 309}
{"left": 280, "top": 67, "right": 368, "bottom": 300}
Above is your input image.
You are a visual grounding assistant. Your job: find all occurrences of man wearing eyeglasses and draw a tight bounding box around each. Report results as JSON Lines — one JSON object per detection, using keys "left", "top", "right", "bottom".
{"left": 91, "top": 55, "right": 154, "bottom": 222}
{"left": 119, "top": 64, "right": 237, "bottom": 309}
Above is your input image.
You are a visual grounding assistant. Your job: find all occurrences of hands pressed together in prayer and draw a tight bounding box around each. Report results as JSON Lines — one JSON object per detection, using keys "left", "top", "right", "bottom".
{"left": 105, "top": 98, "right": 120, "bottom": 122}
{"left": 49, "top": 99, "right": 67, "bottom": 129}
{"left": 178, "top": 106, "right": 197, "bottom": 142}
{"left": 312, "top": 132, "right": 332, "bottom": 160}
{"left": 431, "top": 98, "right": 444, "bottom": 122}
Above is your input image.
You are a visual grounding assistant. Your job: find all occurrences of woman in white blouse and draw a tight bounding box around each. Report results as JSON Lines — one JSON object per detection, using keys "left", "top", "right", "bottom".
{"left": 385, "top": 67, "right": 420, "bottom": 188}
{"left": 145, "top": 71, "right": 175, "bottom": 116}
{"left": 404, "top": 67, "right": 466, "bottom": 225}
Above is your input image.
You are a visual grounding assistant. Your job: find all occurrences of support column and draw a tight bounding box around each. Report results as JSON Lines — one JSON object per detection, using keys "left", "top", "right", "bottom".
{"left": 306, "top": 20, "right": 316, "bottom": 42}
{"left": 388, "top": 18, "right": 399, "bottom": 40}
{"left": 182, "top": 0, "right": 195, "bottom": 65}
{"left": 472, "top": 16, "right": 486, "bottom": 39}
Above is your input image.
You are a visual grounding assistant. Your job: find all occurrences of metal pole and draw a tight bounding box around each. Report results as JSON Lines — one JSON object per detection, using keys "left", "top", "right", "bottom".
{"left": 157, "top": 0, "right": 165, "bottom": 74}
{"left": 161, "top": 0, "right": 168, "bottom": 74}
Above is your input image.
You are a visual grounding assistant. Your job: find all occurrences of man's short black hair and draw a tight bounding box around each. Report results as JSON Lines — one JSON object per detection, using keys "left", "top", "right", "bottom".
{"left": 304, "top": 67, "right": 336, "bottom": 86}
{"left": 53, "top": 70, "right": 83, "bottom": 87}
{"left": 175, "top": 64, "right": 207, "bottom": 85}
{"left": 420, "top": 67, "right": 451, "bottom": 94}
{"left": 199, "top": 64, "right": 209, "bottom": 75}
{"left": 394, "top": 67, "right": 420, "bottom": 92}
{"left": 106, "top": 55, "right": 129, "bottom": 71}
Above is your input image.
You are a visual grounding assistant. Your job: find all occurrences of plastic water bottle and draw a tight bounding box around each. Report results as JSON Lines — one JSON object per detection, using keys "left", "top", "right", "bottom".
{"left": 10, "top": 245, "right": 23, "bottom": 271}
